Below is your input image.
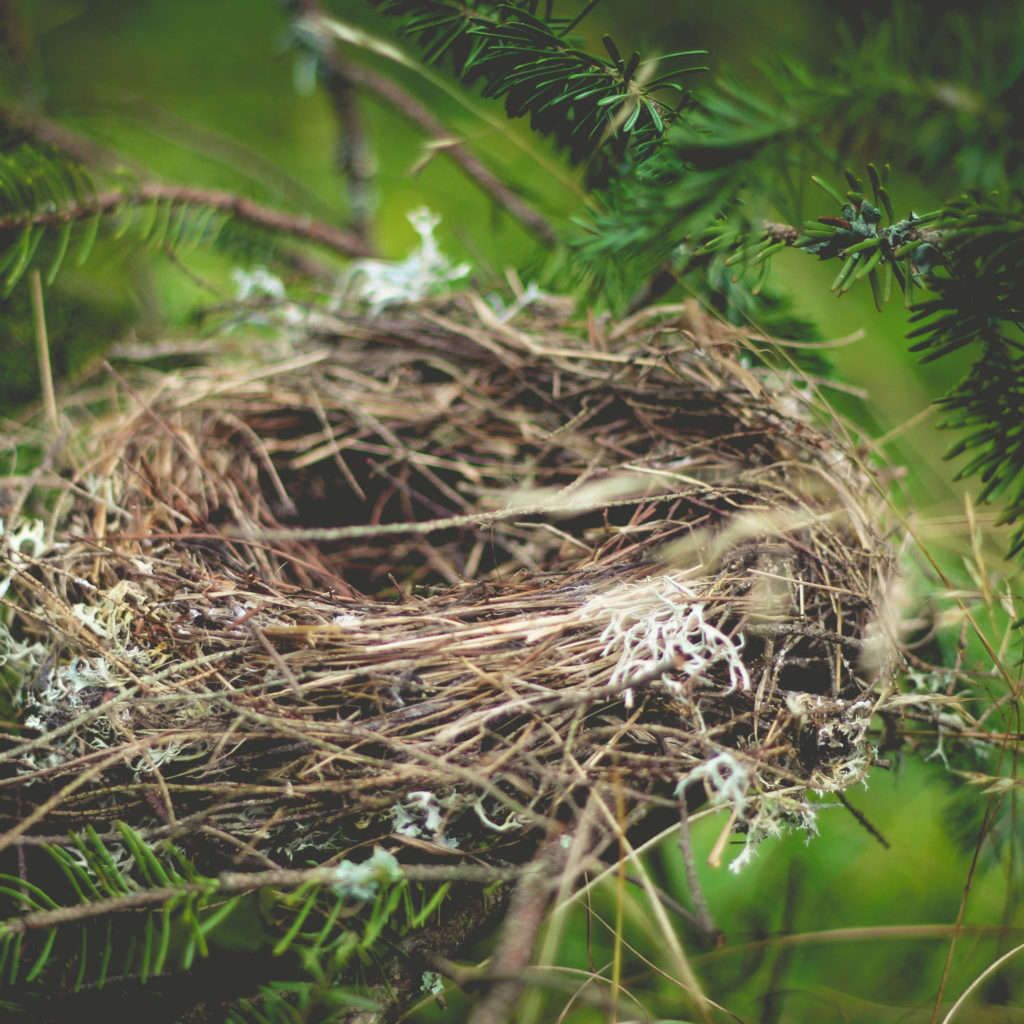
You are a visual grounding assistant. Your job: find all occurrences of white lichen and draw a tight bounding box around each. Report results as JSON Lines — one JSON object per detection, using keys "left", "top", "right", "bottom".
{"left": 486, "top": 280, "right": 548, "bottom": 323}
{"left": 473, "top": 798, "right": 522, "bottom": 833}
{"left": 341, "top": 208, "right": 470, "bottom": 314}
{"left": 332, "top": 612, "right": 362, "bottom": 628}
{"left": 232, "top": 266, "right": 287, "bottom": 303}
{"left": 728, "top": 798, "right": 821, "bottom": 874}
{"left": 391, "top": 790, "right": 461, "bottom": 848}
{"left": 0, "top": 517, "right": 51, "bottom": 599}
{"left": 586, "top": 575, "right": 750, "bottom": 705}
{"left": 328, "top": 847, "right": 403, "bottom": 901}
{"left": 680, "top": 752, "right": 754, "bottom": 815}
{"left": 421, "top": 970, "right": 444, "bottom": 996}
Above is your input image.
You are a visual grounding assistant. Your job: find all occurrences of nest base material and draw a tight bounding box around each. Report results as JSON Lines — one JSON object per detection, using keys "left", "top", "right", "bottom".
{"left": 0, "top": 297, "right": 899, "bottom": 1015}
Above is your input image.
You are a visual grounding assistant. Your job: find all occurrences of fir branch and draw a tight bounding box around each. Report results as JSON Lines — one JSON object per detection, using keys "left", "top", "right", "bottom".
{"left": 729, "top": 183, "right": 1024, "bottom": 556}
{"left": 466, "top": 838, "right": 568, "bottom": 1024}
{"left": 572, "top": 8, "right": 1023, "bottom": 292}
{"left": 831, "top": 6, "right": 1024, "bottom": 192}
{"left": 2, "top": 860, "right": 523, "bottom": 937}
{"left": 0, "top": 102, "right": 122, "bottom": 171}
{"left": 0, "top": 182, "right": 373, "bottom": 259}
{"left": 792, "top": 167, "right": 945, "bottom": 311}
{"left": 0, "top": 824, "right": 533, "bottom": 1014}
{"left": 361, "top": 0, "right": 704, "bottom": 185}
{"left": 905, "top": 195, "right": 1024, "bottom": 552}
{"left": 573, "top": 68, "right": 831, "bottom": 297}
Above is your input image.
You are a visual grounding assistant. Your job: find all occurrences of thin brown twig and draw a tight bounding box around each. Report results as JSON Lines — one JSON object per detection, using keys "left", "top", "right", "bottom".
{"left": 677, "top": 806, "right": 722, "bottom": 943}
{"left": 0, "top": 182, "right": 373, "bottom": 259}
{"left": 3, "top": 861, "right": 525, "bottom": 936}
{"left": 288, "top": 0, "right": 376, "bottom": 247}
{"left": 466, "top": 839, "right": 569, "bottom": 1024}
{"left": 295, "top": 6, "right": 558, "bottom": 247}
{"left": 0, "top": 101, "right": 128, "bottom": 170}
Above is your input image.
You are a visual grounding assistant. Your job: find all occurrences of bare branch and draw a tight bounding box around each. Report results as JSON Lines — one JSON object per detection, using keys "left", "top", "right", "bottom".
{"left": 294, "top": 5, "right": 558, "bottom": 247}
{"left": 0, "top": 101, "right": 127, "bottom": 169}
{"left": 288, "top": 0, "right": 377, "bottom": 246}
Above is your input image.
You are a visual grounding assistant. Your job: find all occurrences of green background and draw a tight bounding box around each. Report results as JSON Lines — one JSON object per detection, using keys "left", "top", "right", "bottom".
{"left": 2, "top": 1, "right": 1022, "bottom": 1020}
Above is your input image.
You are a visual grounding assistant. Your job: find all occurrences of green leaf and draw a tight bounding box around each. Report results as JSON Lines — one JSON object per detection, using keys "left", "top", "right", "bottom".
{"left": 7, "top": 932, "right": 23, "bottom": 986}
{"left": 197, "top": 894, "right": 244, "bottom": 937}
{"left": 877, "top": 185, "right": 895, "bottom": 224}
{"left": 44, "top": 220, "right": 74, "bottom": 286}
{"left": 830, "top": 253, "right": 858, "bottom": 292}
{"left": 867, "top": 163, "right": 881, "bottom": 197}
{"left": 116, "top": 822, "right": 173, "bottom": 887}
{"left": 3, "top": 227, "right": 43, "bottom": 294}
{"left": 73, "top": 926, "right": 89, "bottom": 992}
{"left": 23, "top": 926, "right": 58, "bottom": 983}
{"left": 854, "top": 246, "right": 884, "bottom": 280}
{"left": 842, "top": 237, "right": 880, "bottom": 256}
{"left": 75, "top": 211, "right": 101, "bottom": 267}
{"left": 810, "top": 175, "right": 846, "bottom": 207}
{"left": 0, "top": 877, "right": 60, "bottom": 912}
{"left": 406, "top": 882, "right": 450, "bottom": 929}
{"left": 867, "top": 267, "right": 884, "bottom": 310}
{"left": 361, "top": 882, "right": 404, "bottom": 949}
{"left": 272, "top": 888, "right": 319, "bottom": 956}
{"left": 44, "top": 843, "right": 101, "bottom": 902}
{"left": 97, "top": 919, "right": 113, "bottom": 988}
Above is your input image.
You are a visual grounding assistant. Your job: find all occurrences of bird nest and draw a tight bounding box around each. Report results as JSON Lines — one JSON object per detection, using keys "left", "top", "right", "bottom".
{"left": 0, "top": 294, "right": 904, "bottom": 1013}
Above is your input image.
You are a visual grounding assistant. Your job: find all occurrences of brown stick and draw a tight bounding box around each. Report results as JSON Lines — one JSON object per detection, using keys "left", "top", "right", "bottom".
{"left": 288, "top": 0, "right": 376, "bottom": 247}
{"left": 0, "top": 101, "right": 124, "bottom": 170}
{"left": 465, "top": 839, "right": 569, "bottom": 1024}
{"left": 0, "top": 182, "right": 374, "bottom": 259}
{"left": 30, "top": 269, "right": 58, "bottom": 435}
{"left": 293, "top": 4, "right": 557, "bottom": 247}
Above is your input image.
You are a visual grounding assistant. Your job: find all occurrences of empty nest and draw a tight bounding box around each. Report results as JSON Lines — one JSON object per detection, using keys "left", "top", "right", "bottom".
{"left": 0, "top": 294, "right": 903, "bottom": 1005}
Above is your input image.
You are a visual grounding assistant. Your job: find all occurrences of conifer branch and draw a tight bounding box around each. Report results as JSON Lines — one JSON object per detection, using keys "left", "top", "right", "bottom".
{"left": 3, "top": 860, "right": 523, "bottom": 937}
{"left": 0, "top": 102, "right": 122, "bottom": 170}
{"left": 361, "top": 0, "right": 704, "bottom": 185}
{"left": 341, "top": 59, "right": 558, "bottom": 245}
{"left": 0, "top": 182, "right": 374, "bottom": 259}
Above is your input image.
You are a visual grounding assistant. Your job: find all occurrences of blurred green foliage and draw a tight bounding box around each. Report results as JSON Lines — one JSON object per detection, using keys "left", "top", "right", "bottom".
{"left": 1, "top": 1, "right": 1022, "bottom": 1021}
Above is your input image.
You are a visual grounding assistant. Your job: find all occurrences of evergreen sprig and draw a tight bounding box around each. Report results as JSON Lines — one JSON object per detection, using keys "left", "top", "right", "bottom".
{"left": 0, "top": 143, "right": 94, "bottom": 293}
{"left": 364, "top": 0, "right": 704, "bottom": 184}
{"left": 0, "top": 144, "right": 373, "bottom": 298}
{"left": 732, "top": 178, "right": 1024, "bottom": 554}
{"left": 0, "top": 823, "right": 459, "bottom": 1018}
{"left": 831, "top": 6, "right": 1024, "bottom": 191}
{"left": 572, "top": 65, "right": 838, "bottom": 299}
{"left": 794, "top": 165, "right": 944, "bottom": 311}
{"left": 571, "top": 8, "right": 1024, "bottom": 292}
{"left": 906, "top": 195, "right": 1024, "bottom": 553}
{"left": 0, "top": 823, "right": 238, "bottom": 998}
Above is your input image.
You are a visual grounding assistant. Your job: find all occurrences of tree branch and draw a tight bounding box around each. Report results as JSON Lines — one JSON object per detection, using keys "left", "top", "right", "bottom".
{"left": 465, "top": 839, "right": 570, "bottom": 1024}
{"left": 2, "top": 861, "right": 525, "bottom": 937}
{"left": 295, "top": 7, "right": 558, "bottom": 247}
{"left": 287, "top": 0, "right": 377, "bottom": 247}
{"left": 0, "top": 101, "right": 122, "bottom": 169}
{"left": 0, "top": 182, "right": 374, "bottom": 259}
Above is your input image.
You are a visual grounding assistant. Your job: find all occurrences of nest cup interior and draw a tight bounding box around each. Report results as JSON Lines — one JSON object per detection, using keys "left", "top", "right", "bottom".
{"left": 1, "top": 298, "right": 896, "bottom": 877}
{"left": 132, "top": 301, "right": 888, "bottom": 697}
